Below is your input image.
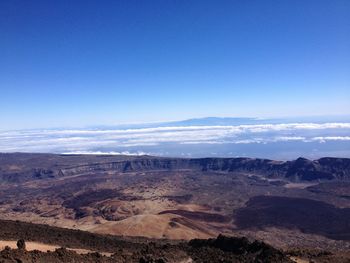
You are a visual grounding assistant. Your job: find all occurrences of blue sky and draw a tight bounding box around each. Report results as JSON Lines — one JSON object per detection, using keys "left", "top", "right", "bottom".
{"left": 1, "top": 0, "right": 349, "bottom": 130}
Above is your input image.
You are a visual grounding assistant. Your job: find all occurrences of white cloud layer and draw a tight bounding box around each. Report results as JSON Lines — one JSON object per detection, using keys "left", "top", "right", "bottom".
{"left": 0, "top": 122, "right": 349, "bottom": 153}
{"left": 61, "top": 151, "right": 149, "bottom": 155}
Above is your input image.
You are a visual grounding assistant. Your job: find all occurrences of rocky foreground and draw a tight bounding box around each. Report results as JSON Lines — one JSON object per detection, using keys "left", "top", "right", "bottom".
{"left": 0, "top": 219, "right": 289, "bottom": 262}
{"left": 0, "top": 235, "right": 292, "bottom": 263}
{"left": 0, "top": 219, "right": 349, "bottom": 263}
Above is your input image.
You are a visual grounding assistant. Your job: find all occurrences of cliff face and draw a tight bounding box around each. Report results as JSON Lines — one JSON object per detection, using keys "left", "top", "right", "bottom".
{"left": 0, "top": 153, "right": 349, "bottom": 182}
{"left": 60, "top": 157, "right": 350, "bottom": 181}
{"left": 56, "top": 158, "right": 287, "bottom": 178}
{"left": 284, "top": 157, "right": 350, "bottom": 181}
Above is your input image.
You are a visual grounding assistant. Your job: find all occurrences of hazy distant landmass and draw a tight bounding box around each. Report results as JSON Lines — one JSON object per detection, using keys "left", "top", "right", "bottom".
{"left": 1, "top": 117, "right": 350, "bottom": 159}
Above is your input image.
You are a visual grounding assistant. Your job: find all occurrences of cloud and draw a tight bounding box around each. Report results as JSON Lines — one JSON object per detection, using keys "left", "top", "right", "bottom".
{"left": 61, "top": 151, "right": 150, "bottom": 155}
{"left": 311, "top": 136, "right": 350, "bottom": 143}
{"left": 0, "top": 122, "right": 349, "bottom": 153}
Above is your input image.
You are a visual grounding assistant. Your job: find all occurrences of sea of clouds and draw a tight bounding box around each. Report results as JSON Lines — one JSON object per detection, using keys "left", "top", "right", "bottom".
{"left": 1, "top": 122, "right": 350, "bottom": 159}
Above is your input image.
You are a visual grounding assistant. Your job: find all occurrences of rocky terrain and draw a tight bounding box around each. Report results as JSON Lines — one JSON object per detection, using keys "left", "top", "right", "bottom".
{"left": 0, "top": 153, "right": 350, "bottom": 262}
{"left": 0, "top": 219, "right": 346, "bottom": 263}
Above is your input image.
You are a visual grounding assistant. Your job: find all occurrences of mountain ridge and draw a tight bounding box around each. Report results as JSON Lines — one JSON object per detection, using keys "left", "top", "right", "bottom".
{"left": 1, "top": 153, "right": 350, "bottom": 183}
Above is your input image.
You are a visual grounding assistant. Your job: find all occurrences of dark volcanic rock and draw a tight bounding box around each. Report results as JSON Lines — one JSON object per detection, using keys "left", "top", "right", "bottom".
{"left": 16, "top": 239, "right": 26, "bottom": 250}
{"left": 235, "top": 196, "right": 350, "bottom": 240}
{"left": 188, "top": 234, "right": 293, "bottom": 262}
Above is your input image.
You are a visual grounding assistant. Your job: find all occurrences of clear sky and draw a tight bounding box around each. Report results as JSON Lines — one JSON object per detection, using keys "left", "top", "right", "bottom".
{"left": 0, "top": 0, "right": 349, "bottom": 130}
